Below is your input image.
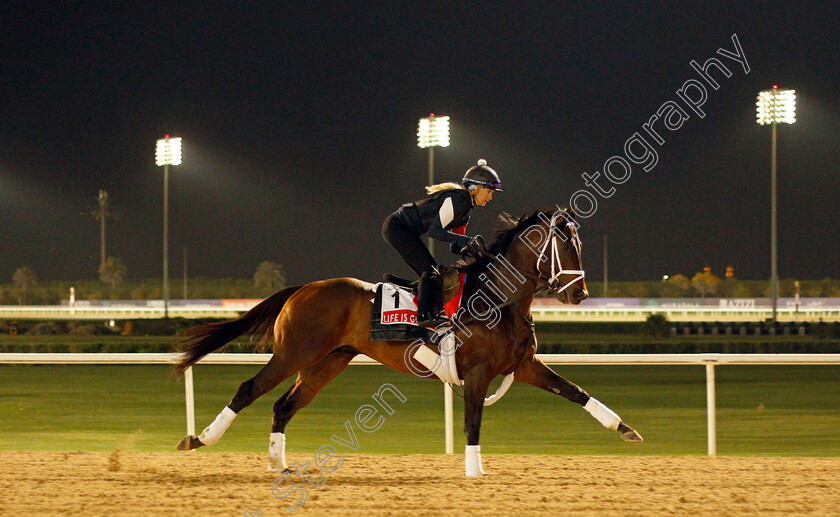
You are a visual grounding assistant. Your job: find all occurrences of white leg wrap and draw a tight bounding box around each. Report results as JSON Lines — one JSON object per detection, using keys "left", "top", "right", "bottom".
{"left": 465, "top": 445, "right": 485, "bottom": 477}
{"left": 198, "top": 406, "right": 236, "bottom": 446}
{"left": 584, "top": 397, "right": 621, "bottom": 431}
{"left": 268, "top": 432, "right": 288, "bottom": 472}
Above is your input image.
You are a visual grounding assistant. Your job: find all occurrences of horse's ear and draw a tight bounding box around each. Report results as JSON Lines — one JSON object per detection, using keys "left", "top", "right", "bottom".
{"left": 554, "top": 205, "right": 577, "bottom": 223}
{"left": 566, "top": 210, "right": 581, "bottom": 230}
{"left": 555, "top": 205, "right": 579, "bottom": 231}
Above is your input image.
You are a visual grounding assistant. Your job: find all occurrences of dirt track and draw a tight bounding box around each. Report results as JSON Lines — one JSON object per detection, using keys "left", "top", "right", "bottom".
{"left": 1, "top": 451, "right": 839, "bottom": 516}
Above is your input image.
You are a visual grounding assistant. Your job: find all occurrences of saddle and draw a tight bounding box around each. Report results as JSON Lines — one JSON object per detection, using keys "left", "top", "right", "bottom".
{"left": 382, "top": 266, "right": 462, "bottom": 306}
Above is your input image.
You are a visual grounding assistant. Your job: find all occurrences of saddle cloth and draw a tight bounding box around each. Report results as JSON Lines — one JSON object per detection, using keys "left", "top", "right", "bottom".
{"left": 382, "top": 267, "right": 464, "bottom": 305}
{"left": 368, "top": 274, "right": 466, "bottom": 342}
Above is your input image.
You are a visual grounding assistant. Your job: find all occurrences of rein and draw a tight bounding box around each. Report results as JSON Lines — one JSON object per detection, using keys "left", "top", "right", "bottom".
{"left": 448, "top": 260, "right": 543, "bottom": 328}
{"left": 452, "top": 210, "right": 582, "bottom": 328}
{"left": 473, "top": 252, "right": 546, "bottom": 328}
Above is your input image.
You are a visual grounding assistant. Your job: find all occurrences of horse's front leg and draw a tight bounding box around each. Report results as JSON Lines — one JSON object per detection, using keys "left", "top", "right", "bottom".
{"left": 515, "top": 357, "right": 643, "bottom": 442}
{"left": 462, "top": 365, "right": 492, "bottom": 477}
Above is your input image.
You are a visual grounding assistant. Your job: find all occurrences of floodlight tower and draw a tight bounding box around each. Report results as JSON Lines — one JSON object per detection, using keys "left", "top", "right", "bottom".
{"left": 756, "top": 86, "right": 796, "bottom": 324}
{"left": 155, "top": 135, "right": 182, "bottom": 318}
{"left": 417, "top": 115, "right": 453, "bottom": 453}
{"left": 417, "top": 114, "right": 450, "bottom": 259}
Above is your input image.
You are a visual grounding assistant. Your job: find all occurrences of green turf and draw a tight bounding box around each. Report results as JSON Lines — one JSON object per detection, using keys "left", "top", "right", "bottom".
{"left": 1, "top": 363, "right": 838, "bottom": 456}
{"left": 2, "top": 330, "right": 838, "bottom": 352}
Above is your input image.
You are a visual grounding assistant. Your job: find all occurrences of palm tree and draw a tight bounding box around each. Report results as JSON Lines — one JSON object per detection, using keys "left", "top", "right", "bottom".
{"left": 254, "top": 261, "right": 287, "bottom": 294}
{"left": 99, "top": 256, "right": 128, "bottom": 298}
{"left": 92, "top": 190, "right": 118, "bottom": 271}
{"left": 12, "top": 266, "right": 38, "bottom": 304}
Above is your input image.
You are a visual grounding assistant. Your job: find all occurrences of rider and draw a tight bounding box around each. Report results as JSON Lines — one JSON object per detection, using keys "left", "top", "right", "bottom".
{"left": 382, "top": 159, "right": 502, "bottom": 327}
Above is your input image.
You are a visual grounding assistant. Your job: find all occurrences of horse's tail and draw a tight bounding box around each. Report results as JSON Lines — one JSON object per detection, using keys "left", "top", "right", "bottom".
{"left": 172, "top": 285, "right": 305, "bottom": 377}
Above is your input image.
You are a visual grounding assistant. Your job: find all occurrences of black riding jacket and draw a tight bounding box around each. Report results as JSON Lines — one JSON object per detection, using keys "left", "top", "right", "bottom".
{"left": 393, "top": 188, "right": 474, "bottom": 252}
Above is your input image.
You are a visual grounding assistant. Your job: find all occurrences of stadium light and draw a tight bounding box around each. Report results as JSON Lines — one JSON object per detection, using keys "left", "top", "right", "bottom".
{"left": 417, "top": 114, "right": 450, "bottom": 149}
{"left": 756, "top": 87, "right": 795, "bottom": 324}
{"left": 155, "top": 135, "right": 182, "bottom": 318}
{"left": 417, "top": 114, "right": 450, "bottom": 259}
{"left": 756, "top": 87, "right": 796, "bottom": 125}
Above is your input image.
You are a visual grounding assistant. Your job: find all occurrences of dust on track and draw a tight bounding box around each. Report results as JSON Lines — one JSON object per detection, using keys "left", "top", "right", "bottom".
{"left": 1, "top": 451, "right": 839, "bottom": 516}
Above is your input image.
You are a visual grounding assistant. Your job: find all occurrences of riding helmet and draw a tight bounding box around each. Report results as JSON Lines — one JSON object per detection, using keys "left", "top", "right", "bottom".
{"left": 462, "top": 159, "right": 503, "bottom": 192}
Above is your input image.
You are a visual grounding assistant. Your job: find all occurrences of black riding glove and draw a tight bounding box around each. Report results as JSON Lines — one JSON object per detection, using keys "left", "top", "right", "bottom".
{"left": 459, "top": 235, "right": 486, "bottom": 257}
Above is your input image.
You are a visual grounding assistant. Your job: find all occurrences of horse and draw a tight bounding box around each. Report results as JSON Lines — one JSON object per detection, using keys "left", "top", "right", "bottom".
{"left": 173, "top": 208, "right": 642, "bottom": 476}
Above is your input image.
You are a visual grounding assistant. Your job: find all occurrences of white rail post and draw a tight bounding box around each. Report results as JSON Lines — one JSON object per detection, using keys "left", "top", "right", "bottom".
{"left": 185, "top": 366, "right": 196, "bottom": 436}
{"left": 706, "top": 363, "right": 717, "bottom": 456}
{"left": 444, "top": 383, "right": 454, "bottom": 454}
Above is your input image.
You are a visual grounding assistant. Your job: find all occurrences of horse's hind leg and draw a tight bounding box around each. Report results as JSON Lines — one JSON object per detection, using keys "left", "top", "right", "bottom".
{"left": 268, "top": 348, "right": 357, "bottom": 472}
{"left": 176, "top": 355, "right": 296, "bottom": 451}
{"left": 516, "top": 357, "right": 643, "bottom": 442}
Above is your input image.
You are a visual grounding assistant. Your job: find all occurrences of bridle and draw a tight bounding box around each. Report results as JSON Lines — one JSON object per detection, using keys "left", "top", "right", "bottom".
{"left": 537, "top": 210, "right": 585, "bottom": 295}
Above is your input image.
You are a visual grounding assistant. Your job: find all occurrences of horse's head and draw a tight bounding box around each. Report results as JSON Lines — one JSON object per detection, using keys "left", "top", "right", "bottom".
{"left": 510, "top": 208, "right": 588, "bottom": 305}
{"left": 457, "top": 208, "right": 589, "bottom": 305}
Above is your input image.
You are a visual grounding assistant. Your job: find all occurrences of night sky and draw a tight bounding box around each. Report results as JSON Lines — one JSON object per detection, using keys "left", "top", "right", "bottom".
{"left": 2, "top": 3, "right": 839, "bottom": 287}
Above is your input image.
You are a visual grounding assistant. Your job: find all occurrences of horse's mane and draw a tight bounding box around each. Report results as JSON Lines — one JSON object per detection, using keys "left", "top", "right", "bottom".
{"left": 454, "top": 208, "right": 564, "bottom": 281}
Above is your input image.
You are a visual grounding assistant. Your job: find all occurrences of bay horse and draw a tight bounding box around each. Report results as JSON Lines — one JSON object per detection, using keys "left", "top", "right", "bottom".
{"left": 173, "top": 208, "right": 642, "bottom": 476}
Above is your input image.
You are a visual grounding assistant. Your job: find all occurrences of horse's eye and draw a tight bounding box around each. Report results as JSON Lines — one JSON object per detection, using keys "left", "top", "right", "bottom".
{"left": 563, "top": 244, "right": 570, "bottom": 251}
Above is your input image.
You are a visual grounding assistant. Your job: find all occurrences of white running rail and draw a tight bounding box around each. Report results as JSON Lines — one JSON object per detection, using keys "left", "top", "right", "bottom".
{"left": 2, "top": 352, "right": 839, "bottom": 455}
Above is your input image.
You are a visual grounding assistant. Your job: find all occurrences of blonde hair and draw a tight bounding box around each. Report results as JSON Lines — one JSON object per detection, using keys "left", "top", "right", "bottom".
{"left": 425, "top": 182, "right": 465, "bottom": 195}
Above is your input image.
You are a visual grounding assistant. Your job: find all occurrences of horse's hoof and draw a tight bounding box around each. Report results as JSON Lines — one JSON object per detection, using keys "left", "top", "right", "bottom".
{"left": 268, "top": 464, "right": 292, "bottom": 474}
{"left": 176, "top": 435, "right": 205, "bottom": 451}
{"left": 621, "top": 429, "right": 644, "bottom": 442}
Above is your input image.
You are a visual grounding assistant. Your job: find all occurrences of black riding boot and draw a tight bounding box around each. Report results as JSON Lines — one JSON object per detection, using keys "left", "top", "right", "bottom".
{"left": 416, "top": 270, "right": 448, "bottom": 328}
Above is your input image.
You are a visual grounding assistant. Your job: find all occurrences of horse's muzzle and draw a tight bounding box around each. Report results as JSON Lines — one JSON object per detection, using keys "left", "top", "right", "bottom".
{"left": 571, "top": 288, "right": 589, "bottom": 304}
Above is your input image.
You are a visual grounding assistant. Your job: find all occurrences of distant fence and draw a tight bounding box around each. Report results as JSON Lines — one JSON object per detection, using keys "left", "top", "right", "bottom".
{"left": 3, "top": 297, "right": 840, "bottom": 322}
{"left": 3, "top": 352, "right": 839, "bottom": 455}
{"left": 530, "top": 297, "right": 840, "bottom": 322}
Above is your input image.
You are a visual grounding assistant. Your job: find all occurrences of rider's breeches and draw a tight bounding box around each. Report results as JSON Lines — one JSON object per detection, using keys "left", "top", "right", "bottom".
{"left": 382, "top": 214, "right": 437, "bottom": 277}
